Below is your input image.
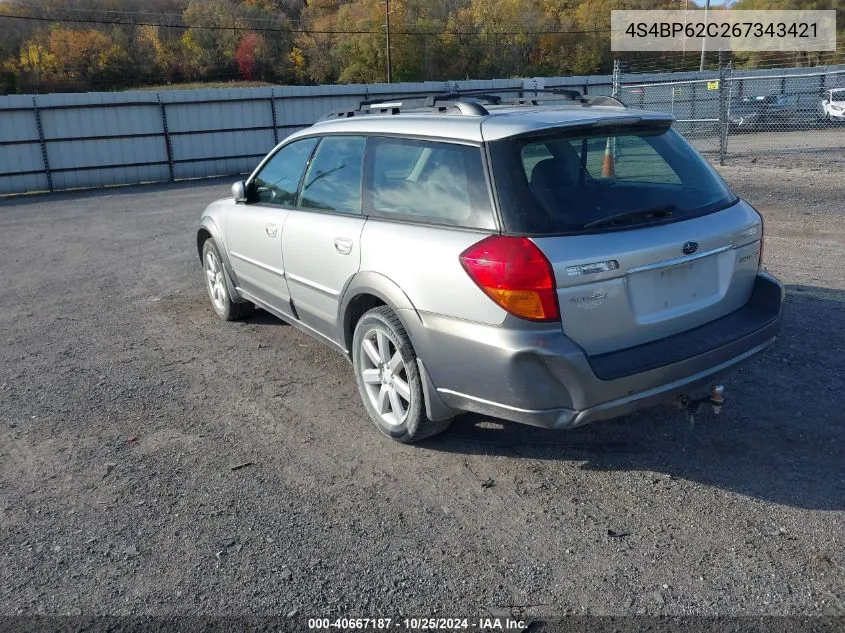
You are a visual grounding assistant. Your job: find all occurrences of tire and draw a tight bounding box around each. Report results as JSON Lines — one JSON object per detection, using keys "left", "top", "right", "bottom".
{"left": 201, "top": 238, "right": 253, "bottom": 321}
{"left": 352, "top": 306, "right": 452, "bottom": 443}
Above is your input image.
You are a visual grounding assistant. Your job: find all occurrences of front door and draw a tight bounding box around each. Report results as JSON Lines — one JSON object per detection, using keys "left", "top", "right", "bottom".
{"left": 225, "top": 136, "right": 318, "bottom": 314}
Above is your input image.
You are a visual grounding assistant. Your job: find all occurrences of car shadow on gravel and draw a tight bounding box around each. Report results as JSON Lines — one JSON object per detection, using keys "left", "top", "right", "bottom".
{"left": 242, "top": 310, "right": 292, "bottom": 326}
{"left": 428, "top": 285, "right": 844, "bottom": 511}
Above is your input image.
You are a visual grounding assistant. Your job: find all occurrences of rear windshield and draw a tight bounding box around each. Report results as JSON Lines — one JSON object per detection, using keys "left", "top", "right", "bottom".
{"left": 488, "top": 125, "right": 737, "bottom": 235}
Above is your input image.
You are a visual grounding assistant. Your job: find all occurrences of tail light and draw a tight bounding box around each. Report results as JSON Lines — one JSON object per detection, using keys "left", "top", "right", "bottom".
{"left": 459, "top": 236, "right": 559, "bottom": 322}
{"left": 757, "top": 210, "right": 765, "bottom": 268}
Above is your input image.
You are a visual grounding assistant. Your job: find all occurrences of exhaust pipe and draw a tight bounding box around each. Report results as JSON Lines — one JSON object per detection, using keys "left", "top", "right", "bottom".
{"left": 676, "top": 384, "right": 726, "bottom": 426}
{"left": 710, "top": 384, "right": 725, "bottom": 415}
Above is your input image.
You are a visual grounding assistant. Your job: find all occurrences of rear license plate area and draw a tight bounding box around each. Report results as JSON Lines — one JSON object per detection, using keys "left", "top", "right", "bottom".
{"left": 628, "top": 258, "right": 720, "bottom": 319}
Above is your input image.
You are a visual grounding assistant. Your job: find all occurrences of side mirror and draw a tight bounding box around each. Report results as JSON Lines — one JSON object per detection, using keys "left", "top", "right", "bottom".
{"left": 231, "top": 180, "right": 247, "bottom": 203}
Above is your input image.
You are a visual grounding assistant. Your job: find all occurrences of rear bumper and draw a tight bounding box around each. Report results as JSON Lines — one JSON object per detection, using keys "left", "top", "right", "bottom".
{"left": 410, "top": 272, "right": 784, "bottom": 429}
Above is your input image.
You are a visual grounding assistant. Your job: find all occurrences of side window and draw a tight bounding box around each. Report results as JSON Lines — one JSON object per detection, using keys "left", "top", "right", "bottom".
{"left": 251, "top": 137, "right": 317, "bottom": 206}
{"left": 367, "top": 137, "right": 494, "bottom": 229}
{"left": 299, "top": 136, "right": 366, "bottom": 214}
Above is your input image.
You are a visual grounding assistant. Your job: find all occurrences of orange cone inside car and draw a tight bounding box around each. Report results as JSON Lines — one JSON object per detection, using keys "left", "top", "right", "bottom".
{"left": 602, "top": 137, "right": 615, "bottom": 177}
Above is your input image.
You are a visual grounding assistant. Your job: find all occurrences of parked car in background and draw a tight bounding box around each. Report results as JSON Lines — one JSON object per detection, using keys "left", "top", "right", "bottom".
{"left": 728, "top": 93, "right": 804, "bottom": 132}
{"left": 822, "top": 88, "right": 845, "bottom": 122}
{"left": 727, "top": 93, "right": 825, "bottom": 132}
{"left": 197, "top": 90, "right": 784, "bottom": 443}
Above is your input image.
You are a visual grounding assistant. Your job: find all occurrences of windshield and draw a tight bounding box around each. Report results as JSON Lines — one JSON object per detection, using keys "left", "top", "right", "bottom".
{"left": 488, "top": 125, "right": 737, "bottom": 235}
{"left": 831, "top": 91, "right": 845, "bottom": 102}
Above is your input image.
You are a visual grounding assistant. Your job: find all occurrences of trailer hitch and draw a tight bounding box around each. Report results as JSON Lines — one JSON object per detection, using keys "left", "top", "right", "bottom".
{"left": 676, "top": 385, "right": 725, "bottom": 428}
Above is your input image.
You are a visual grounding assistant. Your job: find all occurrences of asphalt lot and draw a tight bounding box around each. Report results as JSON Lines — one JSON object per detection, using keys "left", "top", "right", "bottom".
{"left": 0, "top": 159, "right": 843, "bottom": 622}
{"left": 687, "top": 126, "right": 845, "bottom": 156}
{"left": 724, "top": 127, "right": 845, "bottom": 153}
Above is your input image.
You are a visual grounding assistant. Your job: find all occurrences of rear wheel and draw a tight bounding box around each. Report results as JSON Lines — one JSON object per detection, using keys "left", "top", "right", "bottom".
{"left": 202, "top": 239, "right": 253, "bottom": 321}
{"left": 352, "top": 306, "right": 452, "bottom": 443}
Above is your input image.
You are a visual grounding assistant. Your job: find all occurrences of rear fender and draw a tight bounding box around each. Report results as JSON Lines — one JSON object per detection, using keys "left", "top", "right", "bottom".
{"left": 338, "top": 271, "right": 420, "bottom": 350}
{"left": 339, "top": 271, "right": 457, "bottom": 422}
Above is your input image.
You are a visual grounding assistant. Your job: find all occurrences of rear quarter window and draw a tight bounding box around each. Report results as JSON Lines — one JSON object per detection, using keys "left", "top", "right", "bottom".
{"left": 365, "top": 137, "right": 496, "bottom": 230}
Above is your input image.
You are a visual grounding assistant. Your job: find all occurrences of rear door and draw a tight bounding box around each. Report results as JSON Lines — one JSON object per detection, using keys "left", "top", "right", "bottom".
{"left": 226, "top": 136, "right": 318, "bottom": 314}
{"left": 488, "top": 124, "right": 763, "bottom": 356}
{"left": 281, "top": 135, "right": 367, "bottom": 343}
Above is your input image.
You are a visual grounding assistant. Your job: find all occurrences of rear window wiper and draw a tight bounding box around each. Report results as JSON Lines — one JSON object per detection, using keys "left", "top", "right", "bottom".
{"left": 583, "top": 205, "right": 677, "bottom": 230}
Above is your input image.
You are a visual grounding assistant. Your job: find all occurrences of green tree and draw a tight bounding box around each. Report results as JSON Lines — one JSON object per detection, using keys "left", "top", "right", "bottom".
{"left": 43, "top": 28, "right": 129, "bottom": 90}
{"left": 181, "top": 0, "right": 242, "bottom": 79}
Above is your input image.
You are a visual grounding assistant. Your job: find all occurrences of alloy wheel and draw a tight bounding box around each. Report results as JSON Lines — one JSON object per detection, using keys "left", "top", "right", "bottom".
{"left": 204, "top": 249, "right": 227, "bottom": 312}
{"left": 359, "top": 328, "right": 412, "bottom": 426}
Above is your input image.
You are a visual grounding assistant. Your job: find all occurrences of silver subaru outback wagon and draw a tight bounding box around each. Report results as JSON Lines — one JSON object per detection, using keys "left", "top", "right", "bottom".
{"left": 196, "top": 90, "right": 784, "bottom": 443}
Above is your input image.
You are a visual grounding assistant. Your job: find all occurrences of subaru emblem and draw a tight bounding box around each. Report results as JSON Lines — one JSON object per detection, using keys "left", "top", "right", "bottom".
{"left": 682, "top": 241, "right": 699, "bottom": 255}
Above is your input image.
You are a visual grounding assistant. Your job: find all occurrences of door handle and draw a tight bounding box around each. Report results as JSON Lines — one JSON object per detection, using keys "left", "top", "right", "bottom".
{"left": 265, "top": 223, "right": 278, "bottom": 238}
{"left": 334, "top": 238, "right": 353, "bottom": 255}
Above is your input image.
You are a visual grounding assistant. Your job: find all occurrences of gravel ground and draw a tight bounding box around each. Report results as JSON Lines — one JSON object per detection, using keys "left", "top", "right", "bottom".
{"left": 0, "top": 158, "right": 843, "bottom": 624}
{"left": 687, "top": 127, "right": 845, "bottom": 157}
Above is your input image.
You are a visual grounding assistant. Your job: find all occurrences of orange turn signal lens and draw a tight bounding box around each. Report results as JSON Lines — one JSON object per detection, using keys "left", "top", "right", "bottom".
{"left": 482, "top": 288, "right": 552, "bottom": 321}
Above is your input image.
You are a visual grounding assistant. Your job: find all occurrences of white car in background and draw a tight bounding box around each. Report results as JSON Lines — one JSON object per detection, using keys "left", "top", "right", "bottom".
{"left": 822, "top": 89, "right": 845, "bottom": 121}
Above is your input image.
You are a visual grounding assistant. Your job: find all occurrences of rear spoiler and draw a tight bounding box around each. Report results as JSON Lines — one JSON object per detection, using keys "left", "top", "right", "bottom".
{"left": 508, "top": 114, "right": 676, "bottom": 141}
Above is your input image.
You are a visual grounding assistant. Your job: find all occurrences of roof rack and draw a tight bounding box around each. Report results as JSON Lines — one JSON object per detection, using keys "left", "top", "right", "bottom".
{"left": 321, "top": 87, "right": 626, "bottom": 120}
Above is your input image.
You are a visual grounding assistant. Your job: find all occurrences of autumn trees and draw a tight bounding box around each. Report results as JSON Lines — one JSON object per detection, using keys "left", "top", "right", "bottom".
{"left": 1, "top": 0, "right": 297, "bottom": 92}
{"left": 1, "top": 0, "right": 842, "bottom": 94}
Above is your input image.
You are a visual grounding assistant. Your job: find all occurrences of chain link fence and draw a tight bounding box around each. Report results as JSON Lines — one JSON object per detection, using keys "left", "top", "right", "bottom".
{"left": 617, "top": 63, "right": 845, "bottom": 164}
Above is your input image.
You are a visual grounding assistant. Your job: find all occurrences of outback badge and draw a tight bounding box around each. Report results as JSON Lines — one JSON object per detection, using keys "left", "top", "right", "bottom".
{"left": 682, "top": 241, "right": 699, "bottom": 255}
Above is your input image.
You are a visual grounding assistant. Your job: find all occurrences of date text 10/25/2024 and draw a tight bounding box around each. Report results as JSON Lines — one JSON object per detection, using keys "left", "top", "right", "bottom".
{"left": 308, "top": 617, "right": 529, "bottom": 630}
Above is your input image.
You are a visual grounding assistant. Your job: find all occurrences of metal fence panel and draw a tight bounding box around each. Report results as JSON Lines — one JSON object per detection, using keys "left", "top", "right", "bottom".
{"left": 41, "top": 103, "right": 161, "bottom": 139}
{"left": 2, "top": 172, "right": 48, "bottom": 194}
{"left": 52, "top": 164, "right": 170, "bottom": 191}
{"left": 2, "top": 67, "right": 844, "bottom": 195}
{"left": 275, "top": 95, "right": 352, "bottom": 129}
{"left": 48, "top": 136, "right": 166, "bottom": 171}
{"left": 0, "top": 110, "right": 38, "bottom": 143}
{"left": 164, "top": 91, "right": 272, "bottom": 133}
{"left": 176, "top": 157, "right": 265, "bottom": 181}
{"left": 171, "top": 130, "right": 269, "bottom": 180}
{"left": 0, "top": 95, "right": 44, "bottom": 193}
{"left": 4, "top": 143, "right": 43, "bottom": 173}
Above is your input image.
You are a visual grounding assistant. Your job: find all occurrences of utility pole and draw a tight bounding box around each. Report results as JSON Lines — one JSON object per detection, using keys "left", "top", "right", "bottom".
{"left": 385, "top": 0, "right": 392, "bottom": 83}
{"left": 611, "top": 58, "right": 621, "bottom": 99}
{"left": 699, "top": 0, "right": 710, "bottom": 72}
{"left": 718, "top": 50, "right": 728, "bottom": 165}
{"left": 611, "top": 59, "right": 621, "bottom": 161}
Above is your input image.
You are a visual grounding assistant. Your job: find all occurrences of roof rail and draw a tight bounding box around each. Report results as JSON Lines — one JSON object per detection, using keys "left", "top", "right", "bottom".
{"left": 319, "top": 87, "right": 626, "bottom": 120}
{"left": 424, "top": 92, "right": 502, "bottom": 106}
{"left": 321, "top": 94, "right": 492, "bottom": 119}
{"left": 584, "top": 95, "right": 626, "bottom": 107}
